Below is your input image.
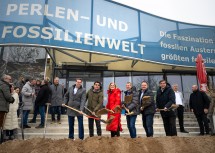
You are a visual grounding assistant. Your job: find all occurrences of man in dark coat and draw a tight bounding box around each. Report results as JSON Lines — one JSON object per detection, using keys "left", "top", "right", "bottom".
{"left": 0, "top": 74, "right": 14, "bottom": 142}
{"left": 139, "top": 81, "right": 155, "bottom": 137}
{"left": 189, "top": 85, "right": 210, "bottom": 135}
{"left": 50, "top": 77, "right": 64, "bottom": 124}
{"left": 34, "top": 80, "right": 50, "bottom": 128}
{"left": 156, "top": 80, "right": 177, "bottom": 136}
{"left": 86, "top": 81, "right": 103, "bottom": 137}
{"left": 64, "top": 78, "right": 86, "bottom": 140}
{"left": 122, "top": 82, "right": 139, "bottom": 138}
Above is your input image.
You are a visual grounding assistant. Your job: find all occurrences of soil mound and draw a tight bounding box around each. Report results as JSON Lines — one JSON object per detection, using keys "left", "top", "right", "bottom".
{"left": 0, "top": 136, "right": 214, "bottom": 153}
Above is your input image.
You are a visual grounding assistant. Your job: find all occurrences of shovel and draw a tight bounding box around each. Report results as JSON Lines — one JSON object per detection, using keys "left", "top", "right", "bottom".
{"left": 96, "top": 105, "right": 122, "bottom": 116}
{"left": 157, "top": 104, "right": 179, "bottom": 111}
{"left": 62, "top": 104, "right": 114, "bottom": 124}
{"left": 122, "top": 105, "right": 134, "bottom": 116}
{"left": 43, "top": 103, "right": 51, "bottom": 138}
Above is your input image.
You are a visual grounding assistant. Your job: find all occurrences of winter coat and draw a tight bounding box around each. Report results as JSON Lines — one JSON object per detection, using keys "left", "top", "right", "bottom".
{"left": 206, "top": 92, "right": 215, "bottom": 115}
{"left": 3, "top": 92, "right": 19, "bottom": 130}
{"left": 64, "top": 85, "right": 86, "bottom": 116}
{"left": 0, "top": 80, "right": 14, "bottom": 112}
{"left": 139, "top": 88, "right": 155, "bottom": 115}
{"left": 50, "top": 84, "right": 64, "bottom": 106}
{"left": 35, "top": 85, "right": 41, "bottom": 96}
{"left": 106, "top": 88, "right": 122, "bottom": 132}
{"left": 35, "top": 84, "right": 50, "bottom": 107}
{"left": 156, "top": 85, "right": 176, "bottom": 117}
{"left": 123, "top": 86, "right": 140, "bottom": 115}
{"left": 22, "top": 82, "right": 35, "bottom": 110}
{"left": 15, "top": 80, "right": 25, "bottom": 90}
{"left": 86, "top": 87, "right": 103, "bottom": 114}
{"left": 189, "top": 90, "right": 210, "bottom": 116}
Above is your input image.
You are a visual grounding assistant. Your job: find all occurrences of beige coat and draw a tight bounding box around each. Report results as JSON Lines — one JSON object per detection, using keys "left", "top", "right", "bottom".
{"left": 3, "top": 92, "right": 19, "bottom": 130}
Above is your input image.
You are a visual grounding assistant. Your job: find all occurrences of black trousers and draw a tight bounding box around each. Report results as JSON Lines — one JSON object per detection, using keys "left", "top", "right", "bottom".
{"left": 176, "top": 105, "right": 185, "bottom": 131}
{"left": 111, "top": 126, "right": 120, "bottom": 137}
{"left": 162, "top": 116, "right": 177, "bottom": 136}
{"left": 195, "top": 113, "right": 209, "bottom": 134}
{"left": 88, "top": 118, "right": 102, "bottom": 137}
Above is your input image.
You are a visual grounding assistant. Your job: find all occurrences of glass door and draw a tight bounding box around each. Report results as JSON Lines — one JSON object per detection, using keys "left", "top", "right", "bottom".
{"left": 67, "top": 71, "right": 102, "bottom": 90}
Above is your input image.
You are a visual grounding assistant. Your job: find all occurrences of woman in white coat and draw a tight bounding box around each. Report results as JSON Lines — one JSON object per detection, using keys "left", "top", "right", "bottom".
{"left": 3, "top": 85, "right": 19, "bottom": 140}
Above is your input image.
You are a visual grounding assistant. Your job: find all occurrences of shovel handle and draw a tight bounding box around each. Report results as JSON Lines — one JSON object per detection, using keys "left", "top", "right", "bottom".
{"left": 62, "top": 104, "right": 83, "bottom": 115}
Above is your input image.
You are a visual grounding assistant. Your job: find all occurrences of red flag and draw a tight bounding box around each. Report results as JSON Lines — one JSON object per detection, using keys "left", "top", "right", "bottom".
{"left": 196, "top": 54, "right": 207, "bottom": 92}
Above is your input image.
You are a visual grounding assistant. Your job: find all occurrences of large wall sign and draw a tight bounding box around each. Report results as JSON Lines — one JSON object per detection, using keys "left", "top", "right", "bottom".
{"left": 0, "top": 0, "right": 215, "bottom": 67}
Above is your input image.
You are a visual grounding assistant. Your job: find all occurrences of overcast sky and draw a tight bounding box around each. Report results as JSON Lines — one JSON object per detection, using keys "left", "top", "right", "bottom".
{"left": 113, "top": 0, "right": 215, "bottom": 26}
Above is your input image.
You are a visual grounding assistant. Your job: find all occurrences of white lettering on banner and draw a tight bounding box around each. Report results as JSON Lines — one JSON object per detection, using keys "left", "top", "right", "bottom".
{"left": 6, "top": 4, "right": 17, "bottom": 15}
{"left": 74, "top": 32, "right": 82, "bottom": 44}
{"left": 161, "top": 54, "right": 189, "bottom": 62}
{"left": 94, "top": 35, "right": 106, "bottom": 47}
{"left": 56, "top": 7, "right": 65, "bottom": 19}
{"left": 131, "top": 42, "right": 138, "bottom": 53}
{"left": 96, "top": 15, "right": 128, "bottom": 32}
{"left": 13, "top": 26, "right": 27, "bottom": 38}
{"left": 30, "top": 4, "right": 42, "bottom": 15}
{"left": 159, "top": 30, "right": 214, "bottom": 44}
{"left": 6, "top": 3, "right": 79, "bottom": 21}
{"left": 41, "top": 27, "right": 53, "bottom": 39}
{"left": 54, "top": 29, "right": 63, "bottom": 41}
{"left": 44, "top": 5, "right": 53, "bottom": 17}
{"left": 191, "top": 56, "right": 215, "bottom": 64}
{"left": 160, "top": 41, "right": 188, "bottom": 51}
{"left": 1, "top": 25, "right": 145, "bottom": 54}
{"left": 64, "top": 30, "right": 74, "bottom": 42}
{"left": 122, "top": 41, "right": 130, "bottom": 52}
{"left": 84, "top": 33, "right": 93, "bottom": 45}
{"left": 19, "top": 4, "right": 29, "bottom": 15}
{"left": 2, "top": 26, "right": 13, "bottom": 38}
{"left": 28, "top": 26, "right": 40, "bottom": 38}
{"left": 106, "top": 38, "right": 121, "bottom": 50}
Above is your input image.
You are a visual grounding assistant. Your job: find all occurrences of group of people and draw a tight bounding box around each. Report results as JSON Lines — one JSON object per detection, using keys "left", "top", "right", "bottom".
{"left": 0, "top": 74, "right": 214, "bottom": 142}
{"left": 63, "top": 79, "right": 214, "bottom": 139}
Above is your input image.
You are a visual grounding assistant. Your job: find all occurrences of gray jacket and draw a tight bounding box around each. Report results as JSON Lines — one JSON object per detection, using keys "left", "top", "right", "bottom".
{"left": 64, "top": 85, "right": 86, "bottom": 116}
{"left": 50, "top": 84, "right": 64, "bottom": 106}
{"left": 21, "top": 82, "right": 35, "bottom": 110}
{"left": 0, "top": 80, "right": 14, "bottom": 112}
{"left": 123, "top": 86, "right": 140, "bottom": 115}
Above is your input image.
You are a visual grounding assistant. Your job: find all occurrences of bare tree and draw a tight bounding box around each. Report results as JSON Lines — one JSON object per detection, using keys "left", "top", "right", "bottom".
{"left": 9, "top": 47, "right": 40, "bottom": 63}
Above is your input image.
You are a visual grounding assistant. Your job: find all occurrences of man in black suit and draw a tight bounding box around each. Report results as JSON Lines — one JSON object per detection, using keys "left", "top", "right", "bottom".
{"left": 189, "top": 85, "right": 210, "bottom": 135}
{"left": 156, "top": 80, "right": 177, "bottom": 136}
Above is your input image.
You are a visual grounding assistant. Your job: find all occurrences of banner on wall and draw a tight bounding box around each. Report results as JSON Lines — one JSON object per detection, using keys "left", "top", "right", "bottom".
{"left": 0, "top": 0, "right": 215, "bottom": 67}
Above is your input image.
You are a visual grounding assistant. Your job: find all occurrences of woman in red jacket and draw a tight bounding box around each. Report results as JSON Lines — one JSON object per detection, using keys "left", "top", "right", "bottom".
{"left": 106, "top": 82, "right": 122, "bottom": 137}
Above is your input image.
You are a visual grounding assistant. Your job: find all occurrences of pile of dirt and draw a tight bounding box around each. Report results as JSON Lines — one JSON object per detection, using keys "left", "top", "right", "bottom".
{"left": 0, "top": 136, "right": 214, "bottom": 153}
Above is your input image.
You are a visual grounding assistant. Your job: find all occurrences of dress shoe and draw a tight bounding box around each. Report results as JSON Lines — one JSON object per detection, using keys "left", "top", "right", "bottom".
{"left": 23, "top": 125, "right": 31, "bottom": 128}
{"left": 57, "top": 120, "right": 61, "bottom": 124}
{"left": 29, "top": 119, "right": 36, "bottom": 123}
{"left": 198, "top": 133, "right": 204, "bottom": 136}
{"left": 51, "top": 120, "right": 56, "bottom": 124}
{"left": 35, "top": 124, "right": 44, "bottom": 128}
{"left": 181, "top": 130, "right": 189, "bottom": 133}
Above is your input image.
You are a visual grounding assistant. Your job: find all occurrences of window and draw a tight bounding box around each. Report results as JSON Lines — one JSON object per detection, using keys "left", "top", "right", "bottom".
{"left": 148, "top": 74, "right": 163, "bottom": 92}
{"left": 166, "top": 75, "right": 182, "bottom": 91}
{"left": 132, "top": 72, "right": 148, "bottom": 90}
{"left": 115, "top": 72, "right": 131, "bottom": 92}
{"left": 181, "top": 75, "right": 198, "bottom": 110}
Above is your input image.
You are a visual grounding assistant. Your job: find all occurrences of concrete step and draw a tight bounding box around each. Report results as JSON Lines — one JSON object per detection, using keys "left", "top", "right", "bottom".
{"left": 18, "top": 113, "right": 201, "bottom": 139}
{"left": 26, "top": 122, "right": 199, "bottom": 128}
{"left": 18, "top": 132, "right": 200, "bottom": 140}
{"left": 18, "top": 126, "right": 199, "bottom": 133}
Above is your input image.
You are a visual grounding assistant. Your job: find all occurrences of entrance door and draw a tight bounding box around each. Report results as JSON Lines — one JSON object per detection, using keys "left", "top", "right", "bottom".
{"left": 67, "top": 71, "right": 102, "bottom": 91}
